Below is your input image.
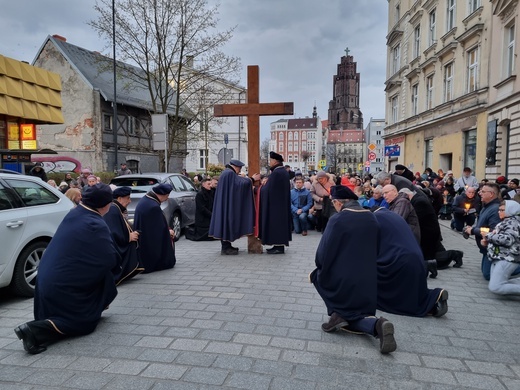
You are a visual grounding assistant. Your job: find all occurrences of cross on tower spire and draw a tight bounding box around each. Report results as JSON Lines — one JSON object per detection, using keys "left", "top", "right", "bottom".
{"left": 344, "top": 47, "right": 350, "bottom": 56}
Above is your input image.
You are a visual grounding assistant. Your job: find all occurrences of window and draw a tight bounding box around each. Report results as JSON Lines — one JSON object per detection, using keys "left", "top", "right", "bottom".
{"left": 278, "top": 142, "right": 283, "bottom": 151}
{"left": 506, "top": 24, "right": 515, "bottom": 78}
{"left": 391, "top": 96, "right": 399, "bottom": 124}
{"left": 103, "top": 114, "right": 112, "bottom": 132}
{"left": 444, "top": 62, "right": 454, "bottom": 102}
{"left": 288, "top": 142, "right": 293, "bottom": 152}
{"left": 198, "top": 149, "right": 207, "bottom": 170}
{"left": 6, "top": 178, "right": 60, "bottom": 207}
{"left": 429, "top": 9, "right": 437, "bottom": 46}
{"left": 288, "top": 132, "right": 293, "bottom": 140}
{"left": 467, "top": 47, "right": 479, "bottom": 92}
{"left": 294, "top": 132, "right": 298, "bottom": 141}
{"left": 302, "top": 142, "right": 307, "bottom": 150}
{"left": 411, "top": 84, "right": 419, "bottom": 116}
{"left": 425, "top": 139, "right": 433, "bottom": 170}
{"left": 426, "top": 75, "right": 434, "bottom": 110}
{"left": 288, "top": 155, "right": 293, "bottom": 163}
{"left": 468, "top": 0, "right": 481, "bottom": 14}
{"left": 302, "top": 132, "right": 307, "bottom": 140}
{"left": 294, "top": 142, "right": 299, "bottom": 151}
{"left": 279, "top": 133, "right": 284, "bottom": 140}
{"left": 447, "top": 0, "right": 456, "bottom": 31}
{"left": 392, "top": 44, "right": 401, "bottom": 74}
{"left": 414, "top": 25, "right": 421, "bottom": 59}
{"left": 465, "top": 129, "right": 477, "bottom": 170}
{"left": 271, "top": 132, "right": 275, "bottom": 140}
{"left": 294, "top": 155, "right": 299, "bottom": 163}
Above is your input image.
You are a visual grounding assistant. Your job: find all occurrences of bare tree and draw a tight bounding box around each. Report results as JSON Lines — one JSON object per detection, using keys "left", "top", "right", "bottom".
{"left": 90, "top": 0, "right": 241, "bottom": 170}
{"left": 260, "top": 137, "right": 270, "bottom": 174}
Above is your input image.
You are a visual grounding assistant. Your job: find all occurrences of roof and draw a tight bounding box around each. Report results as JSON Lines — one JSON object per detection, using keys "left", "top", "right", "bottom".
{"left": 327, "top": 129, "right": 365, "bottom": 143}
{"left": 37, "top": 35, "right": 190, "bottom": 118}
{"left": 0, "top": 54, "right": 64, "bottom": 124}
{"left": 287, "top": 117, "right": 318, "bottom": 129}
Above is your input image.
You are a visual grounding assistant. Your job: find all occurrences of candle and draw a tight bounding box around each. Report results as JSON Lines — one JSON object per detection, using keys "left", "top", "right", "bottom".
{"left": 480, "top": 227, "right": 490, "bottom": 234}
{"left": 465, "top": 203, "right": 470, "bottom": 210}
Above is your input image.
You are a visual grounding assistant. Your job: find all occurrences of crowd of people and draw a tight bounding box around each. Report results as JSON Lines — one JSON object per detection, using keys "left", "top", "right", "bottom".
{"left": 14, "top": 159, "right": 520, "bottom": 356}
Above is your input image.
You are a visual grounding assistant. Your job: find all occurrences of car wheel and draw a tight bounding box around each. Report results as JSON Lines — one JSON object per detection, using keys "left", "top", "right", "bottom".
{"left": 171, "top": 212, "right": 181, "bottom": 242}
{"left": 10, "top": 241, "right": 47, "bottom": 297}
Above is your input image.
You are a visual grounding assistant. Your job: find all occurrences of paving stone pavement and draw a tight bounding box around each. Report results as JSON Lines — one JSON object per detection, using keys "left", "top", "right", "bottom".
{"left": 1, "top": 220, "right": 520, "bottom": 389}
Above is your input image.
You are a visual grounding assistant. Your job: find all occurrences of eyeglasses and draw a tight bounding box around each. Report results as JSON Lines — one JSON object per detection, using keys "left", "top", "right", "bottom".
{"left": 498, "top": 208, "right": 505, "bottom": 212}
{"left": 480, "top": 190, "right": 493, "bottom": 193}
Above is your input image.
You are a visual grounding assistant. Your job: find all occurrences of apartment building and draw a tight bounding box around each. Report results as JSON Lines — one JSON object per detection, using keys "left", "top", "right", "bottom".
{"left": 385, "top": 0, "right": 491, "bottom": 178}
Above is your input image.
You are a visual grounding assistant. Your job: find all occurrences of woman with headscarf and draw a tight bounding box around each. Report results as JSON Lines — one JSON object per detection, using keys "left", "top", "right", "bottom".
{"left": 481, "top": 200, "right": 520, "bottom": 295}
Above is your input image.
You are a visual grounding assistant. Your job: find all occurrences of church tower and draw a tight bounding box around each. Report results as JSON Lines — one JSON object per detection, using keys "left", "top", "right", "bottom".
{"left": 328, "top": 48, "right": 363, "bottom": 130}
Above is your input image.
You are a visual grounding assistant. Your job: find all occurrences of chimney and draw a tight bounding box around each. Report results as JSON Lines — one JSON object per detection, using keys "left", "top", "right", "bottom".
{"left": 52, "top": 34, "right": 67, "bottom": 42}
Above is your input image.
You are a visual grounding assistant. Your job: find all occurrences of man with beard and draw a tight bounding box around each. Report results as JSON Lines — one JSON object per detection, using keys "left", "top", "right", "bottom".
{"left": 186, "top": 178, "right": 216, "bottom": 241}
{"left": 103, "top": 186, "right": 143, "bottom": 284}
{"left": 256, "top": 151, "right": 292, "bottom": 254}
{"left": 134, "top": 183, "right": 176, "bottom": 272}
{"left": 14, "top": 184, "right": 118, "bottom": 354}
{"left": 310, "top": 185, "right": 396, "bottom": 354}
{"left": 209, "top": 159, "right": 254, "bottom": 255}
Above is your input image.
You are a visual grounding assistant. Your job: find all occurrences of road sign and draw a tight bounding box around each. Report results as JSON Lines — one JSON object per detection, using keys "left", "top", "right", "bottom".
{"left": 368, "top": 152, "right": 377, "bottom": 161}
{"left": 357, "top": 163, "right": 363, "bottom": 171}
{"left": 365, "top": 161, "right": 370, "bottom": 167}
{"left": 368, "top": 143, "right": 376, "bottom": 151}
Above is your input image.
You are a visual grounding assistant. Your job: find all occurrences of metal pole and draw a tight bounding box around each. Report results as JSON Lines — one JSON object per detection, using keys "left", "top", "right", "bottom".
{"left": 112, "top": 0, "right": 118, "bottom": 171}
{"left": 165, "top": 115, "right": 168, "bottom": 173}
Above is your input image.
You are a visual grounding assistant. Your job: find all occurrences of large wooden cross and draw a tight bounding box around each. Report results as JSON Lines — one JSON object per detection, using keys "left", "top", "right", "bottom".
{"left": 214, "top": 65, "right": 294, "bottom": 253}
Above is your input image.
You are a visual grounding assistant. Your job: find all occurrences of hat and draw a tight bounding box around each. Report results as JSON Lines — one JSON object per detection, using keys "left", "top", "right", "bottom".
{"left": 113, "top": 186, "right": 132, "bottom": 198}
{"left": 81, "top": 168, "right": 92, "bottom": 174}
{"left": 120, "top": 162, "right": 127, "bottom": 165}
{"left": 394, "top": 164, "right": 406, "bottom": 171}
{"left": 446, "top": 170, "right": 453, "bottom": 175}
{"left": 330, "top": 185, "right": 358, "bottom": 201}
{"left": 81, "top": 183, "right": 113, "bottom": 209}
{"left": 463, "top": 167, "right": 472, "bottom": 172}
{"left": 269, "top": 151, "right": 284, "bottom": 162}
{"left": 316, "top": 171, "right": 329, "bottom": 179}
{"left": 34, "top": 162, "right": 43, "bottom": 167}
{"left": 229, "top": 159, "right": 245, "bottom": 167}
{"left": 496, "top": 176, "right": 508, "bottom": 184}
{"left": 510, "top": 178, "right": 519, "bottom": 186}
{"left": 152, "top": 183, "right": 173, "bottom": 195}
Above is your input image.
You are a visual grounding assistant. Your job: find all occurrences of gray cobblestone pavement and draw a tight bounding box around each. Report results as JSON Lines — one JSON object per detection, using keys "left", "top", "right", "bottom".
{"left": 1, "top": 220, "right": 520, "bottom": 389}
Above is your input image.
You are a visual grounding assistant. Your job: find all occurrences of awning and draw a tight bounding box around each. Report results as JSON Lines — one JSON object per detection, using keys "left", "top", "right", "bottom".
{"left": 0, "top": 55, "right": 64, "bottom": 124}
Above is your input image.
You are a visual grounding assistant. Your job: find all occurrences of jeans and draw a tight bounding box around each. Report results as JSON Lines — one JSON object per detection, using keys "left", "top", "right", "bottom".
{"left": 481, "top": 253, "right": 491, "bottom": 280}
{"left": 292, "top": 212, "right": 309, "bottom": 234}
{"left": 489, "top": 261, "right": 520, "bottom": 295}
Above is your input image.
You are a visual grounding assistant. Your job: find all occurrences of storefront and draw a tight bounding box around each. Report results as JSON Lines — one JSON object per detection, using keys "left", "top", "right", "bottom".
{"left": 0, "top": 54, "right": 63, "bottom": 172}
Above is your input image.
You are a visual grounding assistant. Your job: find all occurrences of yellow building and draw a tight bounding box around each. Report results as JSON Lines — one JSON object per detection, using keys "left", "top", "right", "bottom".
{"left": 384, "top": 0, "right": 490, "bottom": 180}
{"left": 0, "top": 54, "right": 63, "bottom": 170}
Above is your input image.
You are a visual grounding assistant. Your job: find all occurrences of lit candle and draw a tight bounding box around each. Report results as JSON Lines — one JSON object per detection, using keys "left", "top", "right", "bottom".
{"left": 480, "top": 227, "right": 490, "bottom": 234}
{"left": 465, "top": 203, "right": 470, "bottom": 210}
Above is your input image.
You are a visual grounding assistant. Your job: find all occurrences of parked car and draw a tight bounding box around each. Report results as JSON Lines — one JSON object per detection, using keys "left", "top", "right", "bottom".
{"left": 0, "top": 173, "right": 74, "bottom": 297}
{"left": 109, "top": 173, "right": 197, "bottom": 240}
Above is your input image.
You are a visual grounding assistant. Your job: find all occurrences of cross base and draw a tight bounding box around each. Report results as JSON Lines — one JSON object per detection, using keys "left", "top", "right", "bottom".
{"left": 247, "top": 235, "right": 263, "bottom": 254}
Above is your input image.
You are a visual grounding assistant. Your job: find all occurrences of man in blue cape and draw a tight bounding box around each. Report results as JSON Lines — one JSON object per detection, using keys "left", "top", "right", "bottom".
{"left": 103, "top": 186, "right": 144, "bottom": 284}
{"left": 14, "top": 183, "right": 118, "bottom": 354}
{"left": 310, "top": 185, "right": 397, "bottom": 354}
{"left": 134, "top": 183, "right": 176, "bottom": 272}
{"left": 209, "top": 159, "right": 254, "bottom": 255}
{"left": 372, "top": 206, "right": 448, "bottom": 317}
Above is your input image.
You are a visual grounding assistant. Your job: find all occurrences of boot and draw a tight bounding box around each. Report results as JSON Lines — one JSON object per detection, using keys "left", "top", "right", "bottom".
{"left": 427, "top": 260, "right": 438, "bottom": 278}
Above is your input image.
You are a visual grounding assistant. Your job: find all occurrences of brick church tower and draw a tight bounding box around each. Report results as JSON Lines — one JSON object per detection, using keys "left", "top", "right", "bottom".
{"left": 328, "top": 49, "right": 363, "bottom": 130}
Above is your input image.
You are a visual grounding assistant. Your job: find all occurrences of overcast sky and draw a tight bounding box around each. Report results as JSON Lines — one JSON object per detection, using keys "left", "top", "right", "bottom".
{"left": 0, "top": 0, "right": 389, "bottom": 140}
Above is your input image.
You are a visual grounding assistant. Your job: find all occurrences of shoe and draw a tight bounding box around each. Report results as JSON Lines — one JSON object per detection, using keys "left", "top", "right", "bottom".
{"left": 266, "top": 246, "right": 285, "bottom": 254}
{"left": 230, "top": 246, "right": 239, "bottom": 251}
{"left": 14, "top": 323, "right": 46, "bottom": 355}
{"left": 302, "top": 231, "right": 307, "bottom": 236}
{"left": 321, "top": 312, "right": 349, "bottom": 333}
{"left": 453, "top": 251, "right": 463, "bottom": 268}
{"left": 221, "top": 248, "right": 238, "bottom": 255}
{"left": 375, "top": 317, "right": 397, "bottom": 354}
{"left": 427, "top": 260, "right": 438, "bottom": 279}
{"left": 432, "top": 289, "right": 449, "bottom": 317}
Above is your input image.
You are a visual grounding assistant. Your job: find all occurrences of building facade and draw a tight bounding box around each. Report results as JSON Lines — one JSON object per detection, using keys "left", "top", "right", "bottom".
{"left": 269, "top": 107, "right": 322, "bottom": 173}
{"left": 326, "top": 129, "right": 366, "bottom": 175}
{"left": 328, "top": 51, "right": 364, "bottom": 131}
{"left": 385, "top": 0, "right": 491, "bottom": 179}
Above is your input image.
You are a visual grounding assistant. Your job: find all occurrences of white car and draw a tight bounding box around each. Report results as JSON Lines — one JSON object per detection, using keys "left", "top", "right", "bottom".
{"left": 0, "top": 173, "right": 74, "bottom": 297}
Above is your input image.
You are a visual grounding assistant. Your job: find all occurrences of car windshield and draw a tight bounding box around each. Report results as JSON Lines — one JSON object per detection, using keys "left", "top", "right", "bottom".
{"left": 110, "top": 177, "right": 161, "bottom": 193}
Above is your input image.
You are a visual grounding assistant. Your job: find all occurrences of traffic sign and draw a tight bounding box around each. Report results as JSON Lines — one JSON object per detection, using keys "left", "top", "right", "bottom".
{"left": 368, "top": 143, "right": 376, "bottom": 151}
{"left": 365, "top": 161, "right": 370, "bottom": 167}
{"left": 318, "top": 159, "right": 326, "bottom": 168}
{"left": 368, "top": 152, "right": 377, "bottom": 161}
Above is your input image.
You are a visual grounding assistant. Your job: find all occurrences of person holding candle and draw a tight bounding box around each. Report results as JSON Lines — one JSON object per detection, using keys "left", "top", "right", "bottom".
{"left": 454, "top": 167, "right": 479, "bottom": 194}
{"left": 451, "top": 187, "right": 480, "bottom": 232}
{"left": 480, "top": 200, "right": 520, "bottom": 295}
{"left": 464, "top": 183, "right": 502, "bottom": 280}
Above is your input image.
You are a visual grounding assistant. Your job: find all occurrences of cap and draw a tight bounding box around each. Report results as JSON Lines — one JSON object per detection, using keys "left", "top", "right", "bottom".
{"left": 510, "top": 178, "right": 519, "bottom": 186}
{"left": 81, "top": 183, "right": 113, "bottom": 209}
{"left": 496, "top": 176, "right": 508, "bottom": 184}
{"left": 316, "top": 171, "right": 329, "bottom": 179}
{"left": 112, "top": 186, "right": 132, "bottom": 198}
{"left": 152, "top": 183, "right": 173, "bottom": 195}
{"left": 229, "top": 159, "right": 245, "bottom": 167}
{"left": 330, "top": 185, "right": 358, "bottom": 201}
{"left": 394, "top": 164, "right": 406, "bottom": 171}
{"left": 269, "top": 151, "right": 284, "bottom": 162}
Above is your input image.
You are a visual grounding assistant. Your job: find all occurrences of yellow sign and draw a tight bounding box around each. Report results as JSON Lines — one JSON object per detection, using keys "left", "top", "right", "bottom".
{"left": 358, "top": 163, "right": 363, "bottom": 171}
{"left": 20, "top": 124, "right": 36, "bottom": 141}
{"left": 8, "top": 123, "right": 19, "bottom": 140}
{"left": 21, "top": 140, "right": 37, "bottom": 150}
{"left": 8, "top": 140, "right": 20, "bottom": 149}
{"left": 368, "top": 143, "right": 377, "bottom": 151}
{"left": 318, "top": 160, "right": 326, "bottom": 168}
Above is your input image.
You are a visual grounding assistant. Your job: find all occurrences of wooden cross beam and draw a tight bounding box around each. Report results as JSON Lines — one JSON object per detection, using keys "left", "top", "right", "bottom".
{"left": 214, "top": 65, "right": 294, "bottom": 175}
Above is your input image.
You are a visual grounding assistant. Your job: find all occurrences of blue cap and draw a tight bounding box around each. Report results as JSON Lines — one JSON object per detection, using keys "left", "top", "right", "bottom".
{"left": 82, "top": 183, "right": 113, "bottom": 208}
{"left": 330, "top": 185, "right": 358, "bottom": 201}
{"left": 152, "top": 183, "right": 173, "bottom": 195}
{"left": 112, "top": 186, "right": 132, "bottom": 198}
{"left": 229, "top": 159, "right": 245, "bottom": 167}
